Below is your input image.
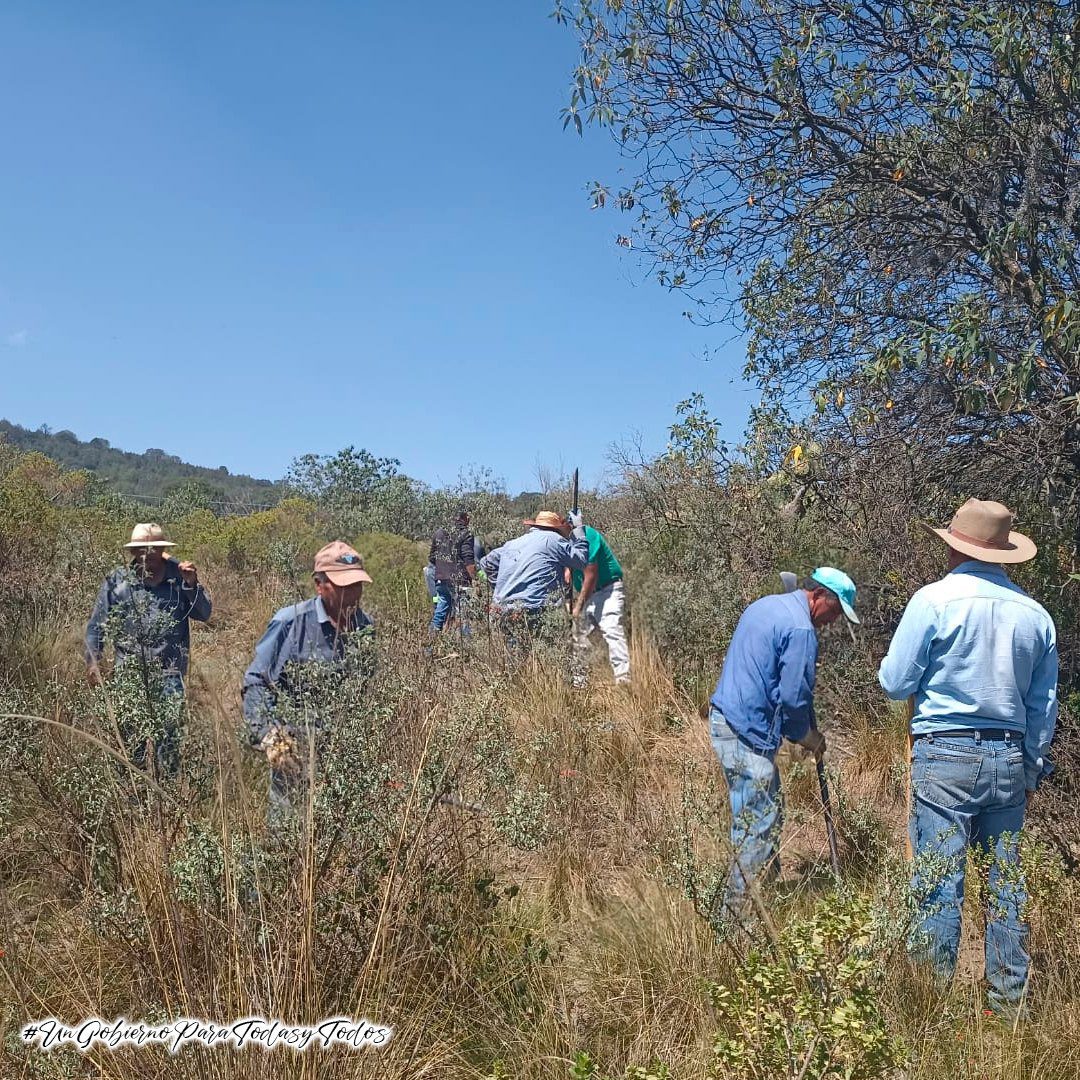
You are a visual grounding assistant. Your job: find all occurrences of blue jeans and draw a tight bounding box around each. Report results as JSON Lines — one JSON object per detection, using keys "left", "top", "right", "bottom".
{"left": 709, "top": 707, "right": 782, "bottom": 910}
{"left": 909, "top": 732, "right": 1029, "bottom": 1015}
{"left": 430, "top": 582, "right": 472, "bottom": 633}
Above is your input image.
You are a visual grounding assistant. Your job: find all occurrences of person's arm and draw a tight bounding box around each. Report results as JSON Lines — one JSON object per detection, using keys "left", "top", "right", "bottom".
{"left": 878, "top": 593, "right": 935, "bottom": 700}
{"left": 777, "top": 626, "right": 818, "bottom": 745}
{"left": 1023, "top": 628, "right": 1059, "bottom": 792}
{"left": 84, "top": 577, "right": 112, "bottom": 678}
{"left": 459, "top": 532, "right": 477, "bottom": 580}
{"left": 241, "top": 616, "right": 291, "bottom": 744}
{"left": 562, "top": 521, "right": 590, "bottom": 570}
{"left": 573, "top": 562, "right": 600, "bottom": 617}
{"left": 178, "top": 560, "right": 211, "bottom": 621}
{"left": 480, "top": 546, "right": 502, "bottom": 584}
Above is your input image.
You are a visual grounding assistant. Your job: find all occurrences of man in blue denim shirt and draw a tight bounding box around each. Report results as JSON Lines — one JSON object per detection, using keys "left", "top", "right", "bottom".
{"left": 242, "top": 541, "right": 375, "bottom": 817}
{"left": 879, "top": 499, "right": 1057, "bottom": 1019}
{"left": 709, "top": 567, "right": 859, "bottom": 912}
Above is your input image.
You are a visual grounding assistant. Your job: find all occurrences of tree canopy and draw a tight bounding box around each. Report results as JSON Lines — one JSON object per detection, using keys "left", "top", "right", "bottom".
{"left": 560, "top": 0, "right": 1080, "bottom": 531}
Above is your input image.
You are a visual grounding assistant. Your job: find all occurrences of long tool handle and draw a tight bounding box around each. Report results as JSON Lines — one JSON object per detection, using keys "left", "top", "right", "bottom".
{"left": 816, "top": 759, "right": 841, "bottom": 878}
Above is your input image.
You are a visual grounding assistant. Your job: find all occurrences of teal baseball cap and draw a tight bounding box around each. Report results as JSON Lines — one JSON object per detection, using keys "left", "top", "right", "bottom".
{"left": 810, "top": 566, "right": 859, "bottom": 624}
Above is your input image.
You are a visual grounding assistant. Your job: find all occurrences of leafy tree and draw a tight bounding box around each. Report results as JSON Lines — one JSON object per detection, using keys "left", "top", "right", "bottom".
{"left": 285, "top": 446, "right": 408, "bottom": 537}
{"left": 560, "top": 0, "right": 1080, "bottom": 531}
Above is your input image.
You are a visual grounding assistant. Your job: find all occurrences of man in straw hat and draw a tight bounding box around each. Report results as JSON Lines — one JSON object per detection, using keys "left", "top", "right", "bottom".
{"left": 708, "top": 567, "right": 859, "bottom": 914}
{"left": 879, "top": 499, "right": 1057, "bottom": 1020}
{"left": 480, "top": 510, "right": 589, "bottom": 653}
{"left": 84, "top": 523, "right": 211, "bottom": 775}
{"left": 242, "top": 541, "right": 375, "bottom": 818}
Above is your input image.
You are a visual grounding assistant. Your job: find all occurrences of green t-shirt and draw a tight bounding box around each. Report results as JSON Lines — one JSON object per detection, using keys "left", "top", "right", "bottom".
{"left": 572, "top": 526, "right": 623, "bottom": 593}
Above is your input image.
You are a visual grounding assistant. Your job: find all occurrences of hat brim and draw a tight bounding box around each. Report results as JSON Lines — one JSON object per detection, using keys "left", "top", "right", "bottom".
{"left": 323, "top": 567, "right": 373, "bottom": 585}
{"left": 523, "top": 518, "right": 568, "bottom": 530}
{"left": 923, "top": 523, "right": 1037, "bottom": 564}
{"left": 839, "top": 598, "right": 860, "bottom": 625}
{"left": 124, "top": 540, "right": 176, "bottom": 548}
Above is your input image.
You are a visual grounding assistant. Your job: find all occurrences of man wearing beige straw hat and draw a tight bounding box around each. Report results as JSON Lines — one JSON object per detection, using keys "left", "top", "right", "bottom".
{"left": 879, "top": 499, "right": 1058, "bottom": 1020}
{"left": 85, "top": 523, "right": 211, "bottom": 776}
{"left": 242, "top": 541, "right": 375, "bottom": 817}
{"left": 480, "top": 510, "right": 589, "bottom": 654}
{"left": 85, "top": 523, "right": 210, "bottom": 691}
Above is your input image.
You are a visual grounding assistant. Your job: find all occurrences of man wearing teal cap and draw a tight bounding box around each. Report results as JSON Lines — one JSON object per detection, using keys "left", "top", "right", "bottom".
{"left": 708, "top": 566, "right": 858, "bottom": 912}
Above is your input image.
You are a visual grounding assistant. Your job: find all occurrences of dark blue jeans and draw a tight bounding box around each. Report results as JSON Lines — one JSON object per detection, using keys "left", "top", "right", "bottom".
{"left": 909, "top": 732, "right": 1029, "bottom": 1015}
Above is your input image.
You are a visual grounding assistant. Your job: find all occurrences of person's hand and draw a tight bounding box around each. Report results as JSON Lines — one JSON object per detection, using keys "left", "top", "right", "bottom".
{"left": 178, "top": 561, "right": 199, "bottom": 587}
{"left": 799, "top": 728, "right": 826, "bottom": 762}
{"left": 86, "top": 664, "right": 104, "bottom": 688}
{"left": 260, "top": 726, "right": 302, "bottom": 776}
{"left": 567, "top": 510, "right": 583, "bottom": 530}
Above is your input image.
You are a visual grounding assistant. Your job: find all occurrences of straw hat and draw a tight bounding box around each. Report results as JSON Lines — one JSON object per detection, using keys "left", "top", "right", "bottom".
{"left": 124, "top": 523, "right": 176, "bottom": 549}
{"left": 923, "top": 499, "right": 1037, "bottom": 564}
{"left": 523, "top": 510, "right": 569, "bottom": 531}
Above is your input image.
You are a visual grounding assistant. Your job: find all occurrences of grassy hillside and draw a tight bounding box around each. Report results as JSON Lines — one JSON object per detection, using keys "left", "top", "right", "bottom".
{"left": 0, "top": 419, "right": 282, "bottom": 508}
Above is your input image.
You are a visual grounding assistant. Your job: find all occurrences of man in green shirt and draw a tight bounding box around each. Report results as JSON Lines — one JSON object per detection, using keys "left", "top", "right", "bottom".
{"left": 568, "top": 525, "right": 630, "bottom": 684}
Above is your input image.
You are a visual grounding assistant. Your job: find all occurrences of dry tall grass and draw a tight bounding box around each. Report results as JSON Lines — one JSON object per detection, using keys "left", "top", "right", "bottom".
{"left": 2, "top": 567, "right": 1079, "bottom": 1079}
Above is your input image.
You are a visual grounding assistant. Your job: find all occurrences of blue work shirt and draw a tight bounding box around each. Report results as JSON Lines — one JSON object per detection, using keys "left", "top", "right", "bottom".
{"left": 878, "top": 560, "right": 1058, "bottom": 791}
{"left": 481, "top": 527, "right": 589, "bottom": 611}
{"left": 85, "top": 559, "right": 211, "bottom": 679}
{"left": 710, "top": 590, "right": 819, "bottom": 755}
{"left": 241, "top": 596, "right": 375, "bottom": 741}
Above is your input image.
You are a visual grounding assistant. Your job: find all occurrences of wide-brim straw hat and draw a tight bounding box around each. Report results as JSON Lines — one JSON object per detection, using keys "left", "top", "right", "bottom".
{"left": 922, "top": 499, "right": 1037, "bottom": 564}
{"left": 124, "top": 523, "right": 176, "bottom": 549}
{"left": 523, "top": 510, "right": 570, "bottom": 530}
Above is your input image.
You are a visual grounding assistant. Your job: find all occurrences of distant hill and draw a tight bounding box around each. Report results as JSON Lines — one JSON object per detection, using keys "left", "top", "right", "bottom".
{"left": 0, "top": 420, "right": 282, "bottom": 510}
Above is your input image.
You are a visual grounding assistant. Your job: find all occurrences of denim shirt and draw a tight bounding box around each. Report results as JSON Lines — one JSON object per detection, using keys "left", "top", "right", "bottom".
{"left": 710, "top": 590, "right": 818, "bottom": 754}
{"left": 84, "top": 558, "right": 212, "bottom": 677}
{"left": 878, "top": 561, "right": 1058, "bottom": 790}
{"left": 481, "top": 527, "right": 589, "bottom": 611}
{"left": 241, "top": 596, "right": 375, "bottom": 740}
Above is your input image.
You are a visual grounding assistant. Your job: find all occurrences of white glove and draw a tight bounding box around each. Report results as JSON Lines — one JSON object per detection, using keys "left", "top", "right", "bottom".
{"left": 567, "top": 510, "right": 583, "bottom": 530}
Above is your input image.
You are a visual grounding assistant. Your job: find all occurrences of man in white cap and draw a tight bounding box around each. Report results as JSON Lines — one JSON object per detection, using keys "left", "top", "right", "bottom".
{"left": 242, "top": 540, "right": 375, "bottom": 816}
{"left": 879, "top": 499, "right": 1057, "bottom": 1020}
{"left": 708, "top": 567, "right": 859, "bottom": 912}
{"left": 84, "top": 523, "right": 211, "bottom": 776}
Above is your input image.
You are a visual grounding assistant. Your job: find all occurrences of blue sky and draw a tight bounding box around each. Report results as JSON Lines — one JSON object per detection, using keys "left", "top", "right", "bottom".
{"left": 0, "top": 1, "right": 753, "bottom": 493}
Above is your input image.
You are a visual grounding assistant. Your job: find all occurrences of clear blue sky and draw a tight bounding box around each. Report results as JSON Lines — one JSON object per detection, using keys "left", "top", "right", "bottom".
{"left": 0, "top": 1, "right": 752, "bottom": 493}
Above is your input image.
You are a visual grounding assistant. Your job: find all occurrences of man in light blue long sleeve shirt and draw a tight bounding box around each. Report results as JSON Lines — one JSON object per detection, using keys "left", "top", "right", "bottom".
{"left": 709, "top": 567, "right": 859, "bottom": 911}
{"left": 480, "top": 510, "right": 589, "bottom": 659}
{"left": 879, "top": 499, "right": 1057, "bottom": 1019}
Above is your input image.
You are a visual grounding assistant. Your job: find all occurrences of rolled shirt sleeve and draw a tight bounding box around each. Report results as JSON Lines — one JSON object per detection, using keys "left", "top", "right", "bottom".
{"left": 777, "top": 626, "right": 818, "bottom": 744}
{"left": 1024, "top": 631, "right": 1059, "bottom": 791}
{"left": 878, "top": 592, "right": 935, "bottom": 700}
{"left": 242, "top": 616, "right": 291, "bottom": 743}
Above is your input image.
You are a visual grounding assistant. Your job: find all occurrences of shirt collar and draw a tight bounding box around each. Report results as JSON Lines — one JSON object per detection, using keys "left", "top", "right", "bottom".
{"left": 314, "top": 595, "right": 366, "bottom": 630}
{"left": 949, "top": 559, "right": 1011, "bottom": 580}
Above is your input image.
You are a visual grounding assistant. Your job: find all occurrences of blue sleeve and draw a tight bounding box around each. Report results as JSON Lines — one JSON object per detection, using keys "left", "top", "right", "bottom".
{"left": 1023, "top": 627, "right": 1058, "bottom": 791}
{"left": 563, "top": 530, "right": 590, "bottom": 570}
{"left": 878, "top": 593, "right": 935, "bottom": 700}
{"left": 84, "top": 577, "right": 112, "bottom": 665}
{"left": 778, "top": 627, "right": 817, "bottom": 743}
{"left": 183, "top": 583, "right": 212, "bottom": 622}
{"left": 480, "top": 546, "right": 502, "bottom": 579}
{"left": 242, "top": 616, "right": 291, "bottom": 743}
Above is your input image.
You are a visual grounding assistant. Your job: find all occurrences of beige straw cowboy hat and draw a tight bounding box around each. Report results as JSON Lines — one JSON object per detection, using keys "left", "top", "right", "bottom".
{"left": 123, "top": 523, "right": 176, "bottom": 549}
{"left": 922, "top": 499, "right": 1037, "bottom": 564}
{"left": 523, "top": 510, "right": 570, "bottom": 530}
